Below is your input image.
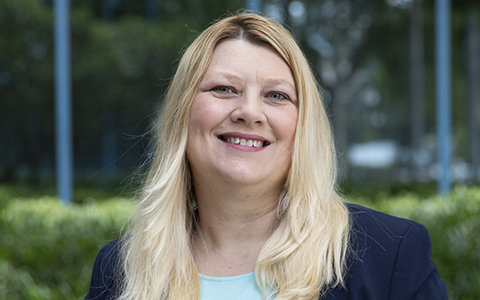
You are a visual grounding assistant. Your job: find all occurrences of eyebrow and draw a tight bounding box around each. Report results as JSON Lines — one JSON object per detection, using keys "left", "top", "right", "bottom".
{"left": 202, "top": 70, "right": 241, "bottom": 82}
{"left": 203, "top": 70, "right": 296, "bottom": 93}
{"left": 263, "top": 79, "right": 296, "bottom": 91}
{"left": 209, "top": 70, "right": 294, "bottom": 84}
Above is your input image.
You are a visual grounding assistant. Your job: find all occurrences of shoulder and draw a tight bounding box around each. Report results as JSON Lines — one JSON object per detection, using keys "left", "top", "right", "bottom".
{"left": 345, "top": 202, "right": 425, "bottom": 277}
{"left": 324, "top": 203, "right": 448, "bottom": 300}
{"left": 84, "top": 239, "right": 124, "bottom": 300}
{"left": 347, "top": 202, "right": 417, "bottom": 235}
{"left": 346, "top": 202, "right": 427, "bottom": 255}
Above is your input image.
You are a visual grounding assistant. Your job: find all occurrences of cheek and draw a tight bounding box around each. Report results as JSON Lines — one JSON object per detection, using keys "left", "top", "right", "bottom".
{"left": 189, "top": 97, "right": 226, "bottom": 130}
{"left": 189, "top": 99, "right": 207, "bottom": 128}
{"left": 188, "top": 101, "right": 212, "bottom": 139}
{"left": 187, "top": 98, "right": 230, "bottom": 153}
{"left": 277, "top": 110, "right": 298, "bottom": 144}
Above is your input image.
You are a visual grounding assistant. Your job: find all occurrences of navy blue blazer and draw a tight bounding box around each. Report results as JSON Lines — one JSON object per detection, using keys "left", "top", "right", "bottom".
{"left": 85, "top": 204, "right": 449, "bottom": 299}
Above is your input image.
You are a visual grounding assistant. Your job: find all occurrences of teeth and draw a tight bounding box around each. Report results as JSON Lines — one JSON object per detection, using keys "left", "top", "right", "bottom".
{"left": 224, "top": 136, "right": 264, "bottom": 148}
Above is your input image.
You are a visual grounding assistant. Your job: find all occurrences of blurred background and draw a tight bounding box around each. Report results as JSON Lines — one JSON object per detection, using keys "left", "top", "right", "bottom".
{"left": 1, "top": 0, "right": 479, "bottom": 194}
{"left": 0, "top": 0, "right": 479, "bottom": 299}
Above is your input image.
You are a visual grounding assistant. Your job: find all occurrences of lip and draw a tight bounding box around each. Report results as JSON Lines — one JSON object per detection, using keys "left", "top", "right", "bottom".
{"left": 217, "top": 131, "right": 270, "bottom": 152}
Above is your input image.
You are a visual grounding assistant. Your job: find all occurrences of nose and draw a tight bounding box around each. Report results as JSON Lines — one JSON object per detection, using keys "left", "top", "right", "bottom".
{"left": 230, "top": 92, "right": 267, "bottom": 126}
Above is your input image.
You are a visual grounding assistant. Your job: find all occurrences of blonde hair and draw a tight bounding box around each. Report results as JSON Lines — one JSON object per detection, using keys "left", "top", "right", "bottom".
{"left": 119, "top": 12, "right": 350, "bottom": 300}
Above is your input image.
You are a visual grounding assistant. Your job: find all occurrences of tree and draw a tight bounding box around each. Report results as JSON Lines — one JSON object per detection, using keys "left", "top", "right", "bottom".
{"left": 0, "top": 0, "right": 247, "bottom": 182}
{"left": 0, "top": 0, "right": 55, "bottom": 182}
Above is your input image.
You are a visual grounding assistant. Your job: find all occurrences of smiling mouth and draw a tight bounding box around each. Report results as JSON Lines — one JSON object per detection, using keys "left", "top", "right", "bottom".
{"left": 218, "top": 135, "right": 269, "bottom": 148}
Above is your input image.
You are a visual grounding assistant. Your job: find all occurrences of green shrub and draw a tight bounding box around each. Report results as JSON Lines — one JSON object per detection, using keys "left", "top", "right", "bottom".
{"left": 1, "top": 187, "right": 479, "bottom": 299}
{"left": 0, "top": 181, "right": 136, "bottom": 205}
{"left": 0, "top": 197, "right": 135, "bottom": 300}
{"left": 341, "top": 180, "right": 439, "bottom": 201}
{"left": 351, "top": 186, "right": 480, "bottom": 300}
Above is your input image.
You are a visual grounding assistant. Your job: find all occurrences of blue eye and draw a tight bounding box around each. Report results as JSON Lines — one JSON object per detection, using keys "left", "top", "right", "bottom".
{"left": 269, "top": 92, "right": 288, "bottom": 101}
{"left": 213, "top": 86, "right": 233, "bottom": 93}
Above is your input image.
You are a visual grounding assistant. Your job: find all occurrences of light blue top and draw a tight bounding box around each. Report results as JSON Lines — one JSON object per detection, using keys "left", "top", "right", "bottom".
{"left": 199, "top": 272, "right": 275, "bottom": 300}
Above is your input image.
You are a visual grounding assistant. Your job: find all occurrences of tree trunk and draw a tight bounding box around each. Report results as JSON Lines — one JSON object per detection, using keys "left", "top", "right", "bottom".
{"left": 102, "top": 109, "right": 117, "bottom": 179}
{"left": 409, "top": 0, "right": 425, "bottom": 180}
{"left": 466, "top": 11, "right": 480, "bottom": 183}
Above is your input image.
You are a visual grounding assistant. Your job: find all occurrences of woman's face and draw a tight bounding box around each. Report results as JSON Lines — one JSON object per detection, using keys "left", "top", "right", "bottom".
{"left": 186, "top": 39, "right": 298, "bottom": 190}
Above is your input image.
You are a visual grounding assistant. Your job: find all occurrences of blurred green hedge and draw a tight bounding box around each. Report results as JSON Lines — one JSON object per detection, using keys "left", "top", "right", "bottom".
{"left": 1, "top": 187, "right": 479, "bottom": 299}
{"left": 351, "top": 186, "right": 480, "bottom": 300}
{"left": 0, "top": 196, "right": 135, "bottom": 300}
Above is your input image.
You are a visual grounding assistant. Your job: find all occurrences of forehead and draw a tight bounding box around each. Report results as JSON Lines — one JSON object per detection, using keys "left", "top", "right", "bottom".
{"left": 203, "top": 39, "right": 296, "bottom": 87}
{"left": 211, "top": 39, "right": 284, "bottom": 64}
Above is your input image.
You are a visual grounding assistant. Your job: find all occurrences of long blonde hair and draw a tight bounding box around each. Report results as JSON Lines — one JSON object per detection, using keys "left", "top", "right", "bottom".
{"left": 119, "top": 12, "right": 350, "bottom": 300}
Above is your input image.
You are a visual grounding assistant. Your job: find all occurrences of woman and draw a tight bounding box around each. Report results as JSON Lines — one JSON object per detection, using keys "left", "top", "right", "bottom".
{"left": 85, "top": 13, "right": 448, "bottom": 300}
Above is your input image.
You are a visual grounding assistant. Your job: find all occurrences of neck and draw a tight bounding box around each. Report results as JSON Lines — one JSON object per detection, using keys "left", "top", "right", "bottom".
{"left": 192, "top": 179, "right": 282, "bottom": 276}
